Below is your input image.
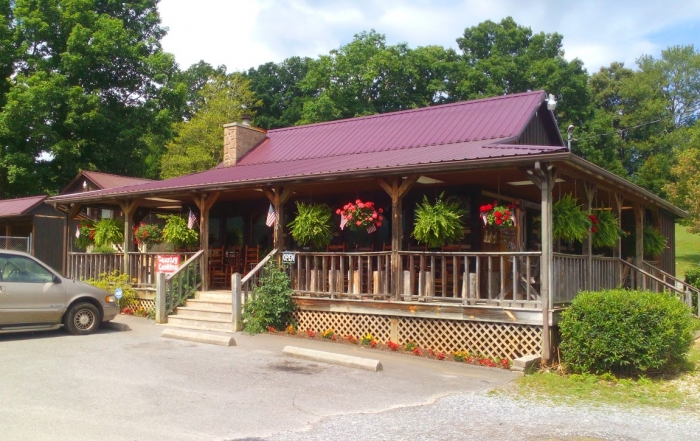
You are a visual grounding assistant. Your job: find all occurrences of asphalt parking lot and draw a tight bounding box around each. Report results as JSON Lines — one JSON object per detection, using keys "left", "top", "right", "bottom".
{"left": 0, "top": 315, "right": 516, "bottom": 441}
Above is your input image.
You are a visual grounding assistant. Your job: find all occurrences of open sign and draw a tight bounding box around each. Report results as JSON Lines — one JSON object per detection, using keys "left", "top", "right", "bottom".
{"left": 281, "top": 252, "right": 296, "bottom": 264}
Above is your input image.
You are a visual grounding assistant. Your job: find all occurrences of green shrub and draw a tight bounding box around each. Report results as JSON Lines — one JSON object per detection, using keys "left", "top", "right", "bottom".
{"left": 559, "top": 289, "right": 695, "bottom": 376}
{"left": 243, "top": 262, "right": 297, "bottom": 334}
{"left": 84, "top": 270, "right": 138, "bottom": 308}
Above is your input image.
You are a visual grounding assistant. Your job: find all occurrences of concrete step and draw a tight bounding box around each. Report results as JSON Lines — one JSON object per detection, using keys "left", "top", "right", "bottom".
{"left": 196, "top": 291, "right": 232, "bottom": 302}
{"left": 166, "top": 315, "right": 233, "bottom": 332}
{"left": 174, "top": 307, "right": 232, "bottom": 321}
{"left": 185, "top": 299, "right": 231, "bottom": 312}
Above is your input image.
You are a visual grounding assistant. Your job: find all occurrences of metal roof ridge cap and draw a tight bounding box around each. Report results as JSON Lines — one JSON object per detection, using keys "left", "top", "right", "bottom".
{"left": 266, "top": 91, "right": 547, "bottom": 134}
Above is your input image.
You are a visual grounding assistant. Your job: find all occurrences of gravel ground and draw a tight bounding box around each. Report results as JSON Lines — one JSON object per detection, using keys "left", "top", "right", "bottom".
{"left": 259, "top": 389, "right": 700, "bottom": 441}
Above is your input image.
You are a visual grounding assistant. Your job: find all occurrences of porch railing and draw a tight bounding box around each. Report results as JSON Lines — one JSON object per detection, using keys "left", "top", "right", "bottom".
{"left": 289, "top": 251, "right": 542, "bottom": 308}
{"left": 552, "top": 254, "right": 621, "bottom": 305}
{"left": 623, "top": 260, "right": 695, "bottom": 310}
{"left": 67, "top": 251, "right": 196, "bottom": 286}
{"left": 155, "top": 250, "right": 205, "bottom": 320}
{"left": 241, "top": 249, "right": 278, "bottom": 306}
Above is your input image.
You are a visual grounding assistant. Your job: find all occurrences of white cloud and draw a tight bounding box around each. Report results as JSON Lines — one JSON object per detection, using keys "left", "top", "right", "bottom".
{"left": 158, "top": 0, "right": 700, "bottom": 73}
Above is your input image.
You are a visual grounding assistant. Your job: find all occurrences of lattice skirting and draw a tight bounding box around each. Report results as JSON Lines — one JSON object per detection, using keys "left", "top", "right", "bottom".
{"left": 295, "top": 310, "right": 392, "bottom": 343}
{"left": 123, "top": 298, "right": 155, "bottom": 311}
{"left": 294, "top": 310, "right": 542, "bottom": 360}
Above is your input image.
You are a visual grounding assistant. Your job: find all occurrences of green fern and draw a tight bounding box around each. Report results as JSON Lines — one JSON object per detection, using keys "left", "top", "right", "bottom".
{"left": 93, "top": 218, "right": 124, "bottom": 248}
{"left": 287, "top": 202, "right": 333, "bottom": 249}
{"left": 412, "top": 193, "right": 465, "bottom": 248}
{"left": 592, "top": 210, "right": 620, "bottom": 249}
{"left": 552, "top": 194, "right": 589, "bottom": 243}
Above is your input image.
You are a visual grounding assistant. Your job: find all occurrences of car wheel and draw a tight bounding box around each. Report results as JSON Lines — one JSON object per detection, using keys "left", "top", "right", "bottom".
{"left": 64, "top": 302, "right": 101, "bottom": 335}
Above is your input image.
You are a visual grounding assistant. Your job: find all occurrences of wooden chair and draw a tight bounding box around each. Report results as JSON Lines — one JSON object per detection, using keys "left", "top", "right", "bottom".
{"left": 356, "top": 244, "right": 374, "bottom": 252}
{"left": 326, "top": 244, "right": 346, "bottom": 252}
{"left": 209, "top": 247, "right": 229, "bottom": 288}
{"left": 382, "top": 243, "right": 392, "bottom": 251}
{"left": 226, "top": 245, "right": 242, "bottom": 274}
{"left": 243, "top": 245, "right": 260, "bottom": 274}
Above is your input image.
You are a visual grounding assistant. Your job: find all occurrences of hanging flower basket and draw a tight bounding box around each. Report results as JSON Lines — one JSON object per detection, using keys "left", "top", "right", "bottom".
{"left": 412, "top": 193, "right": 465, "bottom": 248}
{"left": 591, "top": 210, "right": 621, "bottom": 249}
{"left": 337, "top": 199, "right": 383, "bottom": 233}
{"left": 552, "top": 194, "right": 590, "bottom": 242}
{"left": 480, "top": 201, "right": 516, "bottom": 228}
{"left": 75, "top": 222, "right": 95, "bottom": 249}
{"left": 288, "top": 202, "right": 333, "bottom": 248}
{"left": 133, "top": 223, "right": 163, "bottom": 247}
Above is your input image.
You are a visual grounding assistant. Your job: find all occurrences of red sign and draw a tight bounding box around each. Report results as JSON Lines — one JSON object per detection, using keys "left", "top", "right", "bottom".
{"left": 156, "top": 255, "right": 180, "bottom": 274}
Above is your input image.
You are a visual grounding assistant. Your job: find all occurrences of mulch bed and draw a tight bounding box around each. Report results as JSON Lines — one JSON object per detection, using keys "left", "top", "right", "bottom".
{"left": 263, "top": 326, "right": 511, "bottom": 370}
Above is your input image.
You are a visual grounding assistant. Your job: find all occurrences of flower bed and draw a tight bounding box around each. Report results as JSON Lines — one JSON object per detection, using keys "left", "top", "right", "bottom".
{"left": 266, "top": 325, "right": 511, "bottom": 369}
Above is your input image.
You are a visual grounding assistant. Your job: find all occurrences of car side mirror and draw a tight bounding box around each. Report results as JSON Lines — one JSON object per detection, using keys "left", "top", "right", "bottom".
{"left": 53, "top": 275, "right": 62, "bottom": 284}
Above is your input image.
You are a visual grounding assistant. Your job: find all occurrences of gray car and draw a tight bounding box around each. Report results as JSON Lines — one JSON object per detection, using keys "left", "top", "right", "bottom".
{"left": 0, "top": 250, "right": 119, "bottom": 335}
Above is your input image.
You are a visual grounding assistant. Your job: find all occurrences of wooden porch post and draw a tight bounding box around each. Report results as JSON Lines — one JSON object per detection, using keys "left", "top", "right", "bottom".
{"left": 262, "top": 186, "right": 293, "bottom": 252}
{"left": 118, "top": 200, "right": 138, "bottom": 275}
{"left": 378, "top": 175, "right": 418, "bottom": 299}
{"left": 613, "top": 193, "right": 624, "bottom": 283}
{"left": 584, "top": 183, "right": 596, "bottom": 291}
{"left": 634, "top": 202, "right": 644, "bottom": 288}
{"left": 194, "top": 192, "right": 220, "bottom": 292}
{"left": 66, "top": 203, "right": 83, "bottom": 276}
{"left": 529, "top": 162, "right": 556, "bottom": 363}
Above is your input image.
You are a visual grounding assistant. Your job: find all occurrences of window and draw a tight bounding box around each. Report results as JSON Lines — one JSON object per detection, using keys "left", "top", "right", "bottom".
{"left": 0, "top": 255, "right": 54, "bottom": 283}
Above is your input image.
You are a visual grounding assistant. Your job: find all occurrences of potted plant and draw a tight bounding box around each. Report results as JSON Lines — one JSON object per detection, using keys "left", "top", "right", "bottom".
{"left": 643, "top": 226, "right": 667, "bottom": 258}
{"left": 133, "top": 223, "right": 163, "bottom": 251}
{"left": 412, "top": 193, "right": 465, "bottom": 248}
{"left": 91, "top": 218, "right": 124, "bottom": 252}
{"left": 287, "top": 202, "right": 333, "bottom": 249}
{"left": 591, "top": 210, "right": 620, "bottom": 249}
{"left": 160, "top": 214, "right": 199, "bottom": 250}
{"left": 75, "top": 222, "right": 95, "bottom": 249}
{"left": 337, "top": 199, "right": 383, "bottom": 233}
{"left": 552, "top": 194, "right": 590, "bottom": 243}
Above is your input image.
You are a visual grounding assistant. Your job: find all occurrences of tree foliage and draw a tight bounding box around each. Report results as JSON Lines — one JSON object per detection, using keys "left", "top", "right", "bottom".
{"left": 0, "top": 0, "right": 185, "bottom": 197}
{"left": 160, "top": 74, "right": 258, "bottom": 178}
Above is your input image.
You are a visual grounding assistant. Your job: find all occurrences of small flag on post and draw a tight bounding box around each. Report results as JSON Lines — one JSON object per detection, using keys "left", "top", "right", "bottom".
{"left": 266, "top": 204, "right": 276, "bottom": 227}
{"left": 366, "top": 224, "right": 377, "bottom": 234}
{"left": 187, "top": 209, "right": 197, "bottom": 229}
{"left": 340, "top": 216, "right": 348, "bottom": 230}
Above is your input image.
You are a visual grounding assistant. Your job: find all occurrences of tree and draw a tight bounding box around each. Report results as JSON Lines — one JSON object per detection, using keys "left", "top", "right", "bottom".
{"left": 666, "top": 123, "right": 700, "bottom": 232}
{"left": 455, "top": 17, "right": 590, "bottom": 126}
{"left": 0, "top": 0, "right": 181, "bottom": 197}
{"left": 160, "top": 74, "right": 259, "bottom": 178}
{"left": 298, "top": 30, "right": 459, "bottom": 124}
{"left": 245, "top": 56, "right": 315, "bottom": 129}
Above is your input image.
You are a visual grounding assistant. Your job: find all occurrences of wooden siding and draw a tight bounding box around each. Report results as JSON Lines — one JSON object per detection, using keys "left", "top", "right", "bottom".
{"left": 659, "top": 210, "right": 676, "bottom": 276}
{"left": 517, "top": 114, "right": 557, "bottom": 146}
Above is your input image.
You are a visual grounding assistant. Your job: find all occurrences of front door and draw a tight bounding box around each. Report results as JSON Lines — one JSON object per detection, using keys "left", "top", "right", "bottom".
{"left": 0, "top": 253, "right": 66, "bottom": 326}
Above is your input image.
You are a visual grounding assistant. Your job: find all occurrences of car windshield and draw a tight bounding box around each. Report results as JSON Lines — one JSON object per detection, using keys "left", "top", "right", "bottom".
{"left": 0, "top": 254, "right": 54, "bottom": 283}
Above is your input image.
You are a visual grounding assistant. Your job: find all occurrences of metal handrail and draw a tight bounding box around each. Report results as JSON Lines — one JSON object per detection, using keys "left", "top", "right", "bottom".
{"left": 159, "top": 250, "right": 205, "bottom": 317}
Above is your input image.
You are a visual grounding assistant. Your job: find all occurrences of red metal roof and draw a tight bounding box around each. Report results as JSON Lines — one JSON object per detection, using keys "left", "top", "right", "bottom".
{"left": 48, "top": 91, "right": 566, "bottom": 201}
{"left": 81, "top": 171, "right": 154, "bottom": 189}
{"left": 0, "top": 195, "right": 47, "bottom": 218}
{"left": 241, "top": 91, "right": 545, "bottom": 165}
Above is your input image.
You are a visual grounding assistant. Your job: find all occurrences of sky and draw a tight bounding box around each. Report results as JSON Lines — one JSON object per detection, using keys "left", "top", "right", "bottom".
{"left": 158, "top": 0, "right": 700, "bottom": 74}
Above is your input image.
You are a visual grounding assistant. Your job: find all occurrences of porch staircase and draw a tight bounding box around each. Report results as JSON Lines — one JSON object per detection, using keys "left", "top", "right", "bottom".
{"left": 164, "top": 290, "right": 235, "bottom": 333}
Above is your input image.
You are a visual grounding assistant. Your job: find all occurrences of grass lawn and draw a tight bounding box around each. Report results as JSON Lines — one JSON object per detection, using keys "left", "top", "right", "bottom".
{"left": 499, "top": 343, "right": 700, "bottom": 413}
{"left": 676, "top": 224, "right": 700, "bottom": 278}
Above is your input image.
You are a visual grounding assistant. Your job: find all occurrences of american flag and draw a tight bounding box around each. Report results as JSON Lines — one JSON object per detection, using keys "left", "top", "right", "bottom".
{"left": 187, "top": 209, "right": 197, "bottom": 229}
{"left": 366, "top": 224, "right": 377, "bottom": 234}
{"left": 266, "top": 204, "right": 276, "bottom": 227}
{"left": 75, "top": 225, "right": 80, "bottom": 238}
{"left": 340, "top": 216, "right": 348, "bottom": 230}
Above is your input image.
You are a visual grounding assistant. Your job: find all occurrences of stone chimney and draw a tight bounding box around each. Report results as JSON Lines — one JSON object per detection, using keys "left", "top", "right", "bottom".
{"left": 222, "top": 118, "right": 267, "bottom": 167}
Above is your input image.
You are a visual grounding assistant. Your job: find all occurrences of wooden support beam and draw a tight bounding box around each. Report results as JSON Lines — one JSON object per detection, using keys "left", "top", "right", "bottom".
{"left": 528, "top": 161, "right": 556, "bottom": 363}
{"left": 613, "top": 192, "right": 624, "bottom": 284}
{"left": 378, "top": 175, "right": 418, "bottom": 299}
{"left": 634, "top": 202, "right": 644, "bottom": 288}
{"left": 263, "top": 186, "right": 292, "bottom": 252}
{"left": 118, "top": 199, "right": 139, "bottom": 274}
{"left": 68, "top": 203, "right": 83, "bottom": 220}
{"left": 194, "top": 192, "right": 221, "bottom": 292}
{"left": 584, "top": 183, "right": 596, "bottom": 291}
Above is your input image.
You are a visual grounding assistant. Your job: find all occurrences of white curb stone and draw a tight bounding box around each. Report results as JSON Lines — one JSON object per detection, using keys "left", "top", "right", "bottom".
{"left": 161, "top": 328, "right": 236, "bottom": 346}
{"left": 282, "top": 346, "right": 383, "bottom": 372}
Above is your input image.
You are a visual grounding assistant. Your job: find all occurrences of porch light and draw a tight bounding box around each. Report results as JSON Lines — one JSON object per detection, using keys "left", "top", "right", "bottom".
{"left": 546, "top": 94, "right": 557, "bottom": 111}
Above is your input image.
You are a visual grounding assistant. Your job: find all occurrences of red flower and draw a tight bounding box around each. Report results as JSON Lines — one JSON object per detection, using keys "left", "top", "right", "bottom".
{"left": 494, "top": 211, "right": 502, "bottom": 218}
{"left": 495, "top": 218, "right": 503, "bottom": 225}
{"left": 590, "top": 226, "right": 598, "bottom": 233}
